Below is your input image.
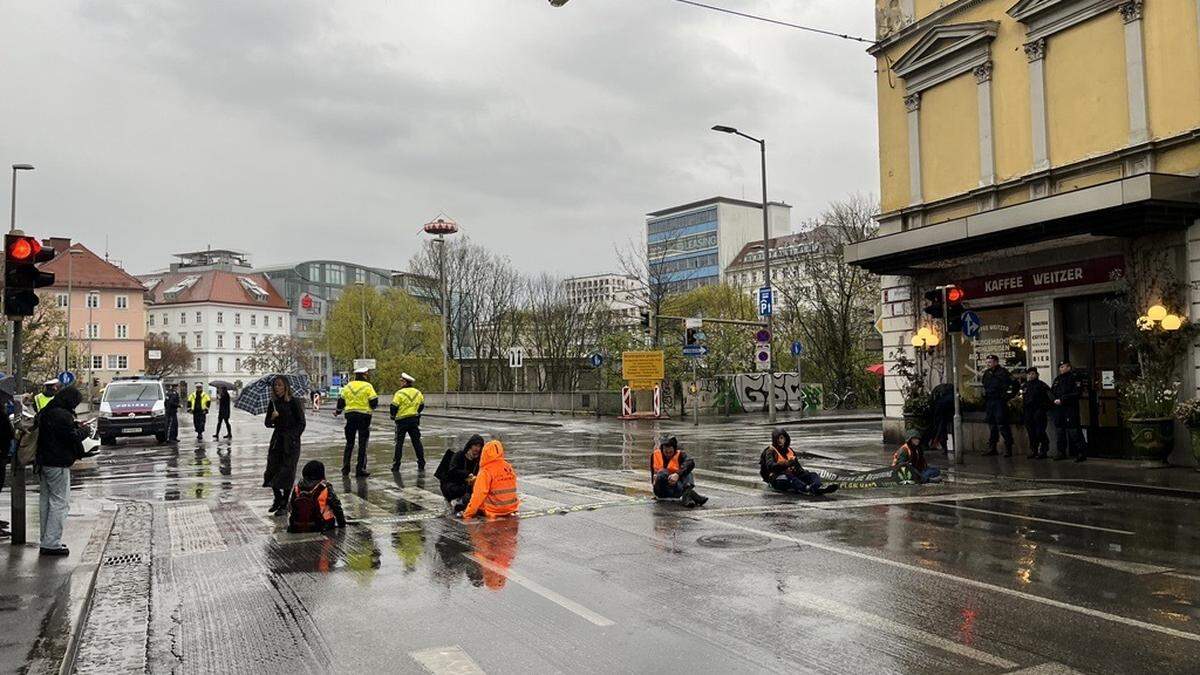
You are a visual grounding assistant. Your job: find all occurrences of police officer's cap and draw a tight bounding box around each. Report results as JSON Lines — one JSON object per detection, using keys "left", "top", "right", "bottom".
{"left": 354, "top": 366, "right": 370, "bottom": 374}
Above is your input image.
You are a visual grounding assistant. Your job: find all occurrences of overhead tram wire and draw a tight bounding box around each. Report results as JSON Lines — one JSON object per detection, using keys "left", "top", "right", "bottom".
{"left": 671, "top": 0, "right": 876, "bottom": 45}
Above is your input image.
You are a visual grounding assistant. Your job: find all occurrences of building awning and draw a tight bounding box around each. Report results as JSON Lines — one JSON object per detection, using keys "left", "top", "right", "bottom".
{"left": 846, "top": 173, "right": 1200, "bottom": 275}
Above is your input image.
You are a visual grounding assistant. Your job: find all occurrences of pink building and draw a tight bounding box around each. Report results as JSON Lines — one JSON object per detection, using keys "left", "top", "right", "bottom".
{"left": 38, "top": 241, "right": 147, "bottom": 387}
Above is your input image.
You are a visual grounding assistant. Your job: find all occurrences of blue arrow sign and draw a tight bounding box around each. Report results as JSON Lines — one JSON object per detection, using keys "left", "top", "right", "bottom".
{"left": 588, "top": 353, "right": 603, "bottom": 368}
{"left": 790, "top": 340, "right": 803, "bottom": 356}
{"left": 57, "top": 371, "right": 76, "bottom": 387}
{"left": 961, "top": 310, "right": 982, "bottom": 339}
{"left": 682, "top": 345, "right": 709, "bottom": 358}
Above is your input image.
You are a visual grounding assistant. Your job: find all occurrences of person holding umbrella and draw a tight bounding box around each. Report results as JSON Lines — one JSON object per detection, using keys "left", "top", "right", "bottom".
{"left": 264, "top": 375, "right": 306, "bottom": 514}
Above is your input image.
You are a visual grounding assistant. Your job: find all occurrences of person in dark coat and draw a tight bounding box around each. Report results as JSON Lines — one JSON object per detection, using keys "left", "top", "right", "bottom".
{"left": 435, "top": 434, "right": 484, "bottom": 514}
{"left": 981, "top": 355, "right": 1016, "bottom": 456}
{"left": 164, "top": 386, "right": 181, "bottom": 442}
{"left": 264, "top": 376, "right": 306, "bottom": 514}
{"left": 760, "top": 428, "right": 838, "bottom": 495}
{"left": 1021, "top": 367, "right": 1052, "bottom": 459}
{"left": 36, "top": 387, "right": 94, "bottom": 556}
{"left": 0, "top": 391, "right": 14, "bottom": 538}
{"left": 213, "top": 387, "right": 232, "bottom": 440}
{"left": 1051, "top": 360, "right": 1088, "bottom": 462}
{"left": 924, "top": 383, "right": 955, "bottom": 454}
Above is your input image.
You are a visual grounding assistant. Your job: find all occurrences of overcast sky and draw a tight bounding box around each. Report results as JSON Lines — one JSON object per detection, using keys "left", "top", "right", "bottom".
{"left": 2, "top": 0, "right": 877, "bottom": 277}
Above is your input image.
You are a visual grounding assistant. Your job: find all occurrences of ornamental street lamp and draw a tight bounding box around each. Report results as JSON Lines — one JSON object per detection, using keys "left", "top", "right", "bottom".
{"left": 424, "top": 216, "right": 459, "bottom": 407}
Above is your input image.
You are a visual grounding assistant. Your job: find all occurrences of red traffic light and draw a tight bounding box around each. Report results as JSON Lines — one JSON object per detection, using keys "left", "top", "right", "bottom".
{"left": 946, "top": 287, "right": 964, "bottom": 303}
{"left": 7, "top": 236, "right": 40, "bottom": 261}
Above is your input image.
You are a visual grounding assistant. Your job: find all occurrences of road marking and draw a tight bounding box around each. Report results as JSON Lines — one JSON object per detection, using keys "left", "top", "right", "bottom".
{"left": 783, "top": 587, "right": 1018, "bottom": 669}
{"left": 922, "top": 503, "right": 1135, "bottom": 535}
{"left": 409, "top": 645, "right": 485, "bottom": 674}
{"left": 386, "top": 485, "right": 450, "bottom": 513}
{"left": 525, "top": 476, "right": 634, "bottom": 502}
{"left": 464, "top": 553, "right": 615, "bottom": 627}
{"left": 579, "top": 470, "right": 764, "bottom": 497}
{"left": 1165, "top": 571, "right": 1200, "bottom": 582}
{"left": 699, "top": 517, "right": 1200, "bottom": 644}
{"left": 1003, "top": 663, "right": 1085, "bottom": 674}
{"left": 1052, "top": 551, "right": 1171, "bottom": 575}
{"left": 166, "top": 503, "right": 228, "bottom": 556}
{"left": 697, "top": 488, "right": 1085, "bottom": 518}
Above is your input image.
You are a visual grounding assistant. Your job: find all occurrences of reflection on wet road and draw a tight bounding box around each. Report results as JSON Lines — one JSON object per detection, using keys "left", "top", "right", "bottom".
{"left": 42, "top": 412, "right": 1200, "bottom": 672}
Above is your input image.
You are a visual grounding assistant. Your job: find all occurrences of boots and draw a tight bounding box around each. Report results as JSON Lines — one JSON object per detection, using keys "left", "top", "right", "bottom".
{"left": 681, "top": 488, "right": 707, "bottom": 508}
{"left": 268, "top": 489, "right": 286, "bottom": 514}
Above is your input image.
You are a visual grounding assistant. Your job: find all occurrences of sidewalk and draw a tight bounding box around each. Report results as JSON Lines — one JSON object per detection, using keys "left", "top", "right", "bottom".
{"left": 0, "top": 489, "right": 114, "bottom": 674}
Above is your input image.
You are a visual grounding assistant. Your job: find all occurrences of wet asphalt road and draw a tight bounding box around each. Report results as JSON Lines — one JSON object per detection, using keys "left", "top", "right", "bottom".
{"left": 45, "top": 410, "right": 1200, "bottom": 673}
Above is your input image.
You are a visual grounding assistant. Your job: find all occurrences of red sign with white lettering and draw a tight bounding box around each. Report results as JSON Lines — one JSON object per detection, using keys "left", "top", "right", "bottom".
{"left": 956, "top": 255, "right": 1126, "bottom": 301}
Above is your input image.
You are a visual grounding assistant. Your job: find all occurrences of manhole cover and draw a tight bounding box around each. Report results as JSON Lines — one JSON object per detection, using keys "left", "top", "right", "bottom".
{"left": 696, "top": 533, "right": 771, "bottom": 549}
{"left": 102, "top": 553, "right": 145, "bottom": 566}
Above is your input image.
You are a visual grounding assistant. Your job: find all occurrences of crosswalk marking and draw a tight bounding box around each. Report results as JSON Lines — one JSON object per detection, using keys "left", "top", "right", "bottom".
{"left": 1052, "top": 550, "right": 1170, "bottom": 575}
{"left": 696, "top": 488, "right": 1084, "bottom": 518}
{"left": 924, "top": 503, "right": 1134, "bottom": 535}
{"left": 409, "top": 645, "right": 485, "bottom": 674}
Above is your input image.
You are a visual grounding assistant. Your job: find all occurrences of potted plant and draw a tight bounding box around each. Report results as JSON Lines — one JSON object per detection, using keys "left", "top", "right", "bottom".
{"left": 891, "top": 350, "right": 930, "bottom": 435}
{"left": 1174, "top": 398, "right": 1200, "bottom": 471}
{"left": 1123, "top": 377, "right": 1180, "bottom": 461}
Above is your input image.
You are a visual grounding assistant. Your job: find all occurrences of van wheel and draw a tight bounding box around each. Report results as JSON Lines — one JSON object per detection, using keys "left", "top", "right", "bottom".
{"left": 100, "top": 436, "right": 117, "bottom": 446}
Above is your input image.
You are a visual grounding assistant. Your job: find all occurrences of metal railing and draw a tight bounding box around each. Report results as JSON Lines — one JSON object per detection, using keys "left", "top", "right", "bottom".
{"left": 422, "top": 390, "right": 624, "bottom": 416}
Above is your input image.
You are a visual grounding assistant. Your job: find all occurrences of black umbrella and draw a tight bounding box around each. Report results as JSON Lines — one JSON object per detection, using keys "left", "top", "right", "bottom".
{"left": 209, "top": 380, "right": 235, "bottom": 390}
{"left": 234, "top": 373, "right": 311, "bottom": 415}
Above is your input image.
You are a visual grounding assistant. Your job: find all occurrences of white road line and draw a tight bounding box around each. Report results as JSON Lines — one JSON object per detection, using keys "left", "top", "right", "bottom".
{"left": 581, "top": 470, "right": 764, "bottom": 497}
{"left": 1003, "top": 663, "right": 1085, "bottom": 674}
{"left": 464, "top": 553, "right": 615, "bottom": 627}
{"left": 386, "top": 485, "right": 450, "bottom": 513}
{"left": 517, "top": 492, "right": 567, "bottom": 511}
{"left": 783, "top": 588, "right": 1018, "bottom": 669}
{"left": 700, "top": 517, "right": 1200, "bottom": 644}
{"left": 1052, "top": 551, "right": 1172, "bottom": 575}
{"left": 1165, "top": 571, "right": 1200, "bottom": 582}
{"left": 923, "top": 503, "right": 1135, "bottom": 535}
{"left": 409, "top": 645, "right": 485, "bottom": 674}
{"left": 697, "top": 488, "right": 1084, "bottom": 518}
{"left": 525, "top": 476, "right": 632, "bottom": 502}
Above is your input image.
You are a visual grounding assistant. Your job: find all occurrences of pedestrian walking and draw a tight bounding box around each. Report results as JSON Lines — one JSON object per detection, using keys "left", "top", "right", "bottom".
{"left": 1051, "top": 360, "right": 1088, "bottom": 462}
{"left": 981, "top": 355, "right": 1016, "bottom": 457}
{"left": 336, "top": 367, "right": 378, "bottom": 477}
{"left": 389, "top": 373, "right": 426, "bottom": 472}
{"left": 213, "top": 386, "right": 232, "bottom": 440}
{"left": 164, "top": 384, "right": 181, "bottom": 442}
{"left": 35, "top": 387, "right": 94, "bottom": 556}
{"left": 187, "top": 383, "right": 211, "bottom": 440}
{"left": 1021, "top": 367, "right": 1052, "bottom": 459}
{"left": 649, "top": 436, "right": 708, "bottom": 507}
{"left": 264, "top": 375, "right": 307, "bottom": 514}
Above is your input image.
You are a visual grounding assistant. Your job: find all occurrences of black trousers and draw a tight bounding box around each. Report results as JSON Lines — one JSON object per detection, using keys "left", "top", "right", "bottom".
{"left": 215, "top": 414, "right": 231, "bottom": 437}
{"left": 192, "top": 412, "right": 207, "bottom": 435}
{"left": 166, "top": 411, "right": 179, "bottom": 441}
{"left": 1054, "top": 413, "right": 1087, "bottom": 458}
{"left": 985, "top": 399, "right": 1013, "bottom": 450}
{"left": 343, "top": 412, "right": 372, "bottom": 473}
{"left": 1024, "top": 411, "right": 1050, "bottom": 456}
{"left": 393, "top": 417, "right": 425, "bottom": 466}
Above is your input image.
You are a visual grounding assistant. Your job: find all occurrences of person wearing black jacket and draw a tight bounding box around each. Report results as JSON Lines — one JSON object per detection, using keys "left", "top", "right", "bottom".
{"left": 759, "top": 428, "right": 837, "bottom": 495}
{"left": 1021, "top": 367, "right": 1052, "bottom": 459}
{"left": 435, "top": 434, "right": 484, "bottom": 514}
{"left": 164, "top": 386, "right": 181, "bottom": 442}
{"left": 264, "top": 376, "right": 307, "bottom": 514}
{"left": 0, "top": 392, "right": 14, "bottom": 538}
{"left": 213, "top": 387, "right": 232, "bottom": 440}
{"left": 981, "top": 355, "right": 1017, "bottom": 457}
{"left": 925, "top": 383, "right": 955, "bottom": 454}
{"left": 649, "top": 436, "right": 707, "bottom": 507}
{"left": 1051, "top": 360, "right": 1088, "bottom": 462}
{"left": 36, "top": 387, "right": 93, "bottom": 556}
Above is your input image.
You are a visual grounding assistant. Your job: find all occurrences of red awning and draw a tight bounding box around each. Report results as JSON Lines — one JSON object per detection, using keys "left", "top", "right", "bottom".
{"left": 866, "top": 363, "right": 885, "bottom": 377}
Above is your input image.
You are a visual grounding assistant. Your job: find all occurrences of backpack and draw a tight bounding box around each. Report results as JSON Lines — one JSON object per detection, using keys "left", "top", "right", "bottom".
{"left": 15, "top": 413, "right": 40, "bottom": 467}
{"left": 288, "top": 482, "right": 330, "bottom": 533}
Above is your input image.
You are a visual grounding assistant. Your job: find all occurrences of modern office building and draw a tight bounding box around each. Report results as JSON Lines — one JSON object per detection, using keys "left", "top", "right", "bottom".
{"left": 562, "top": 273, "right": 645, "bottom": 327}
{"left": 646, "top": 197, "right": 791, "bottom": 294}
{"left": 850, "top": 0, "right": 1200, "bottom": 462}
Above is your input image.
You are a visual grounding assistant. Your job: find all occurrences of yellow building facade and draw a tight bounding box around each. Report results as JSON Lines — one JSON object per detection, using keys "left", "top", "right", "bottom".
{"left": 850, "top": 0, "right": 1200, "bottom": 460}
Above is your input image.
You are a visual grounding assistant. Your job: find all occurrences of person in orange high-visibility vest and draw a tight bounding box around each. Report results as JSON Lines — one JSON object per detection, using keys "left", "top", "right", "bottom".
{"left": 649, "top": 436, "right": 708, "bottom": 508}
{"left": 759, "top": 428, "right": 838, "bottom": 496}
{"left": 462, "top": 440, "right": 520, "bottom": 519}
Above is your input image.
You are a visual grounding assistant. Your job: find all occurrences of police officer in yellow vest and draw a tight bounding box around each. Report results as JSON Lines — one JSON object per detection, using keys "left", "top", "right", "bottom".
{"left": 187, "top": 383, "right": 212, "bottom": 440}
{"left": 389, "top": 372, "right": 426, "bottom": 472}
{"left": 336, "top": 367, "right": 378, "bottom": 477}
{"left": 34, "top": 380, "right": 59, "bottom": 412}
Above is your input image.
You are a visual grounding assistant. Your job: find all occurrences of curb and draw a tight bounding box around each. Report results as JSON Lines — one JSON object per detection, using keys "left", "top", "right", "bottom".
{"left": 59, "top": 503, "right": 118, "bottom": 675}
{"left": 767, "top": 416, "right": 883, "bottom": 426}
{"left": 1002, "top": 476, "right": 1200, "bottom": 500}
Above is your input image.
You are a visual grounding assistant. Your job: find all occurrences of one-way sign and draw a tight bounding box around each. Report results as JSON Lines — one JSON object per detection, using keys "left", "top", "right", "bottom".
{"left": 682, "top": 345, "right": 709, "bottom": 358}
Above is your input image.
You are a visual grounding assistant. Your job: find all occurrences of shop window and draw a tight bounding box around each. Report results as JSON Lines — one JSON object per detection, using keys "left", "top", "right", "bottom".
{"left": 956, "top": 304, "right": 1027, "bottom": 408}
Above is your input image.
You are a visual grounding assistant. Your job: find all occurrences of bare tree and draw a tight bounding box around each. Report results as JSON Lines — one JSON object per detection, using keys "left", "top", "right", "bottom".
{"left": 523, "top": 274, "right": 605, "bottom": 391}
{"left": 243, "top": 335, "right": 313, "bottom": 375}
{"left": 615, "top": 218, "right": 708, "bottom": 345}
{"left": 144, "top": 333, "right": 195, "bottom": 380}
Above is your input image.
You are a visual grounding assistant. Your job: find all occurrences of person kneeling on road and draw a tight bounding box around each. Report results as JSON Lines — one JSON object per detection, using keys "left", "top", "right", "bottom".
{"left": 288, "top": 460, "right": 347, "bottom": 533}
{"left": 760, "top": 429, "right": 838, "bottom": 496}
{"left": 461, "top": 440, "right": 520, "bottom": 519}
{"left": 893, "top": 431, "right": 941, "bottom": 484}
{"left": 650, "top": 436, "right": 708, "bottom": 508}
{"left": 435, "top": 434, "right": 484, "bottom": 515}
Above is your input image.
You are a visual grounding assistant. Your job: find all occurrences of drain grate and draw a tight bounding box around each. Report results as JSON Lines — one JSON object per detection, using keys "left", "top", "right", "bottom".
{"left": 697, "top": 533, "right": 772, "bottom": 549}
{"left": 102, "top": 552, "right": 145, "bottom": 566}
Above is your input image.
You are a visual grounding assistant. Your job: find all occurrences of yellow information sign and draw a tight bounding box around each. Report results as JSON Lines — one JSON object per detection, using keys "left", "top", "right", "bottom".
{"left": 622, "top": 350, "right": 664, "bottom": 383}
{"left": 628, "top": 380, "right": 659, "bottom": 392}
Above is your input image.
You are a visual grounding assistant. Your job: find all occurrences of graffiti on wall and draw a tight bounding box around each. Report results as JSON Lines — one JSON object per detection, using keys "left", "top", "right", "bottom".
{"left": 734, "top": 373, "right": 823, "bottom": 412}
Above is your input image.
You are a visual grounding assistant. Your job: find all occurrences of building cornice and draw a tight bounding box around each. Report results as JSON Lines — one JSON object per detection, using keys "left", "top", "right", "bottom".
{"left": 869, "top": 0, "right": 990, "bottom": 56}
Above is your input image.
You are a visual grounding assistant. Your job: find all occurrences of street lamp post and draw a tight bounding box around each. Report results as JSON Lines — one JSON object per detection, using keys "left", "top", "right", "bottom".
{"left": 424, "top": 216, "right": 459, "bottom": 408}
{"left": 355, "top": 281, "right": 367, "bottom": 359}
{"left": 712, "top": 125, "right": 777, "bottom": 423}
{"left": 64, "top": 248, "right": 84, "bottom": 372}
{"left": 10, "top": 164, "right": 34, "bottom": 232}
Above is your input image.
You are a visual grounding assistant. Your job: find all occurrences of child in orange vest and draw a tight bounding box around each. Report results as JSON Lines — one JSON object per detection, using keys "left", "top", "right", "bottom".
{"left": 288, "top": 460, "right": 347, "bottom": 533}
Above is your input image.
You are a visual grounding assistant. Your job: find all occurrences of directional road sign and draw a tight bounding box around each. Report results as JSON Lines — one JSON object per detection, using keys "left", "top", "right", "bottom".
{"left": 790, "top": 341, "right": 803, "bottom": 357}
{"left": 588, "top": 353, "right": 603, "bottom": 368}
{"left": 961, "top": 310, "right": 982, "bottom": 339}
{"left": 57, "top": 371, "right": 76, "bottom": 387}
{"left": 758, "top": 287, "right": 773, "bottom": 317}
{"left": 682, "top": 345, "right": 709, "bottom": 358}
{"left": 508, "top": 347, "right": 525, "bottom": 369}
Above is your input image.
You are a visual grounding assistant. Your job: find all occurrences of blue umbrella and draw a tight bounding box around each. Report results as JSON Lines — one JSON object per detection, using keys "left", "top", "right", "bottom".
{"left": 234, "top": 373, "right": 311, "bottom": 415}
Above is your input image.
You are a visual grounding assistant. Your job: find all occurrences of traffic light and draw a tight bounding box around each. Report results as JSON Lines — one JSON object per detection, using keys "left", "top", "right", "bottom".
{"left": 4, "top": 234, "right": 56, "bottom": 318}
{"left": 640, "top": 309, "right": 652, "bottom": 330}
{"left": 945, "top": 285, "right": 965, "bottom": 332}
{"left": 923, "top": 289, "right": 944, "bottom": 319}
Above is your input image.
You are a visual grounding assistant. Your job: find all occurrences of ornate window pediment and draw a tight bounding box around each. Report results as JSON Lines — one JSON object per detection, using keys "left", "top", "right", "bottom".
{"left": 893, "top": 22, "right": 999, "bottom": 94}
{"left": 1008, "top": 0, "right": 1126, "bottom": 42}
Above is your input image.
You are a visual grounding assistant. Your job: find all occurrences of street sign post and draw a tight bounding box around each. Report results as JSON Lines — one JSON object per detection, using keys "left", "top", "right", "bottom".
{"left": 682, "top": 345, "right": 709, "bottom": 358}
{"left": 508, "top": 347, "right": 524, "bottom": 369}
{"left": 147, "top": 349, "right": 162, "bottom": 361}
{"left": 961, "top": 310, "right": 982, "bottom": 339}
{"left": 758, "top": 287, "right": 773, "bottom": 317}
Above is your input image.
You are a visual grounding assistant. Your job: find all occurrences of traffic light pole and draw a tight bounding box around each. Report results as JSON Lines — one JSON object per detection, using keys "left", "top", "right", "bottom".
{"left": 10, "top": 319, "right": 25, "bottom": 545}
{"left": 941, "top": 286, "right": 965, "bottom": 466}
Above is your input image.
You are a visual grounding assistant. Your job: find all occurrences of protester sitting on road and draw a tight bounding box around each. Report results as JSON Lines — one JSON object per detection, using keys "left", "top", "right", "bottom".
{"left": 892, "top": 431, "right": 941, "bottom": 484}
{"left": 461, "top": 440, "right": 520, "bottom": 519}
{"left": 649, "top": 436, "right": 708, "bottom": 508}
{"left": 759, "top": 428, "right": 838, "bottom": 495}
{"left": 435, "top": 434, "right": 484, "bottom": 515}
{"left": 288, "top": 460, "right": 347, "bottom": 533}
{"left": 36, "top": 387, "right": 96, "bottom": 556}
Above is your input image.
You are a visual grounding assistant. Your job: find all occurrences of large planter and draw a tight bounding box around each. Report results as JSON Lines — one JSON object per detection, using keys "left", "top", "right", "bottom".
{"left": 1128, "top": 417, "right": 1175, "bottom": 462}
{"left": 1190, "top": 428, "right": 1200, "bottom": 471}
{"left": 902, "top": 413, "right": 928, "bottom": 437}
